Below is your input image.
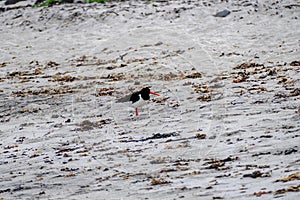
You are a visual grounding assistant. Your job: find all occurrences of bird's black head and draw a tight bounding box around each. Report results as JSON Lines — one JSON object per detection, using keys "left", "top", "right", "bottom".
{"left": 140, "top": 87, "right": 151, "bottom": 100}
{"left": 140, "top": 87, "right": 150, "bottom": 94}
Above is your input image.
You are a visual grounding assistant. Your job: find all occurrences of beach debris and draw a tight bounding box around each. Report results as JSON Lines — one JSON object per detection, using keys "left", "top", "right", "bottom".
{"left": 16, "top": 136, "right": 26, "bottom": 143}
{"left": 296, "top": 107, "right": 300, "bottom": 114}
{"left": 284, "top": 4, "right": 300, "bottom": 9}
{"left": 4, "top": 0, "right": 25, "bottom": 5}
{"left": 4, "top": 144, "right": 18, "bottom": 149}
{"left": 55, "top": 147, "right": 79, "bottom": 154}
{"left": 101, "top": 73, "right": 127, "bottom": 81}
{"left": 45, "top": 61, "right": 59, "bottom": 68}
{"left": 289, "top": 88, "right": 300, "bottom": 97}
{"left": 205, "top": 161, "right": 225, "bottom": 170}
{"left": 96, "top": 87, "right": 114, "bottom": 96}
{"left": 122, "top": 132, "right": 179, "bottom": 143}
{"left": 12, "top": 86, "right": 73, "bottom": 97}
{"left": 76, "top": 119, "right": 112, "bottom": 131}
{"left": 7, "top": 69, "right": 43, "bottom": 77}
{"left": 253, "top": 190, "right": 272, "bottom": 197}
{"left": 274, "top": 92, "right": 287, "bottom": 98}
{"left": 232, "top": 71, "right": 248, "bottom": 83}
{"left": 51, "top": 75, "right": 78, "bottom": 82}
{"left": 0, "top": 188, "right": 11, "bottom": 194}
{"left": 197, "top": 94, "right": 211, "bottom": 102}
{"left": 266, "top": 68, "right": 277, "bottom": 76}
{"left": 275, "top": 174, "right": 300, "bottom": 182}
{"left": 158, "top": 72, "right": 179, "bottom": 81}
{"left": 151, "top": 177, "right": 170, "bottom": 185}
{"left": 212, "top": 196, "right": 224, "bottom": 199}
{"left": 273, "top": 146, "right": 298, "bottom": 155}
{"left": 220, "top": 52, "right": 242, "bottom": 57}
{"left": 284, "top": 147, "right": 298, "bottom": 155}
{"left": 146, "top": 132, "right": 179, "bottom": 141}
{"left": 290, "top": 61, "right": 300, "bottom": 66}
{"left": 241, "top": 164, "right": 270, "bottom": 170}
{"left": 204, "top": 156, "right": 238, "bottom": 170}
{"left": 215, "top": 173, "right": 231, "bottom": 178}
{"left": 0, "top": 62, "right": 8, "bottom": 68}
{"left": 274, "top": 184, "right": 300, "bottom": 195}
{"left": 64, "top": 173, "right": 76, "bottom": 177}
{"left": 259, "top": 135, "right": 273, "bottom": 138}
{"left": 252, "top": 151, "right": 271, "bottom": 157}
{"left": 193, "top": 84, "right": 211, "bottom": 93}
{"left": 165, "top": 141, "right": 190, "bottom": 149}
{"left": 243, "top": 170, "right": 271, "bottom": 178}
{"left": 213, "top": 9, "right": 231, "bottom": 17}
{"left": 159, "top": 166, "right": 189, "bottom": 173}
{"left": 195, "top": 133, "right": 206, "bottom": 139}
{"left": 168, "top": 100, "right": 180, "bottom": 108}
{"left": 152, "top": 96, "right": 170, "bottom": 104}
{"left": 182, "top": 81, "right": 194, "bottom": 86}
{"left": 185, "top": 72, "right": 202, "bottom": 79}
{"left": 150, "top": 157, "right": 171, "bottom": 165}
{"left": 233, "top": 62, "right": 264, "bottom": 70}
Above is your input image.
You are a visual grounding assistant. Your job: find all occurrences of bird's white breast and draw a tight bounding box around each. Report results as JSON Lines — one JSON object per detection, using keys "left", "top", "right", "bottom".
{"left": 132, "top": 94, "right": 147, "bottom": 108}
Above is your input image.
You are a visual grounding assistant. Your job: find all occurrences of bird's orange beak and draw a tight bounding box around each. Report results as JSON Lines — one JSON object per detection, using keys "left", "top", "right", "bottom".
{"left": 150, "top": 91, "right": 160, "bottom": 96}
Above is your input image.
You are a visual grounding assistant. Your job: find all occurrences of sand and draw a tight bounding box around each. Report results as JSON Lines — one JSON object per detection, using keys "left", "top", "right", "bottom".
{"left": 0, "top": 0, "right": 300, "bottom": 199}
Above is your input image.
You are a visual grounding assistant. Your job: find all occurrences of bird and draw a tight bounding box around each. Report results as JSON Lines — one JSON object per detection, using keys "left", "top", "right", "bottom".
{"left": 116, "top": 87, "right": 160, "bottom": 116}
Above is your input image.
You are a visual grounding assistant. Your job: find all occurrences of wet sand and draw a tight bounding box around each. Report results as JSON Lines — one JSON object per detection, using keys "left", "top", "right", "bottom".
{"left": 0, "top": 0, "right": 300, "bottom": 199}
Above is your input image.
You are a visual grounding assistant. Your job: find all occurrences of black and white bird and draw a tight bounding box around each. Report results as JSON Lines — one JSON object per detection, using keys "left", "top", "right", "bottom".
{"left": 116, "top": 87, "right": 159, "bottom": 116}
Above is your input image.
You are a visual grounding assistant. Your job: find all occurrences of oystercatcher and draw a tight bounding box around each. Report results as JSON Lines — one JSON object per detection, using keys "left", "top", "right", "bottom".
{"left": 116, "top": 87, "right": 160, "bottom": 116}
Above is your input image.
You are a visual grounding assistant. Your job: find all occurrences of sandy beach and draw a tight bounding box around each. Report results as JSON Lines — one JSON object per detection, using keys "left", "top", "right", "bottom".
{"left": 0, "top": 0, "right": 300, "bottom": 199}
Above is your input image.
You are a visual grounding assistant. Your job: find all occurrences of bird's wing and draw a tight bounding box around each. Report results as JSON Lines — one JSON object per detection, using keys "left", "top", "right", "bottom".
{"left": 116, "top": 94, "right": 132, "bottom": 103}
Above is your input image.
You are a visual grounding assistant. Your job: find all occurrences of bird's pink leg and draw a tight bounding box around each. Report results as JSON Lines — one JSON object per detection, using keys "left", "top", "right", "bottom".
{"left": 135, "top": 107, "right": 139, "bottom": 116}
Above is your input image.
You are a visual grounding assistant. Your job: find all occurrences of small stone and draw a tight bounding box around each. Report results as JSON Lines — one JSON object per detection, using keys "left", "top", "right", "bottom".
{"left": 214, "top": 9, "right": 231, "bottom": 17}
